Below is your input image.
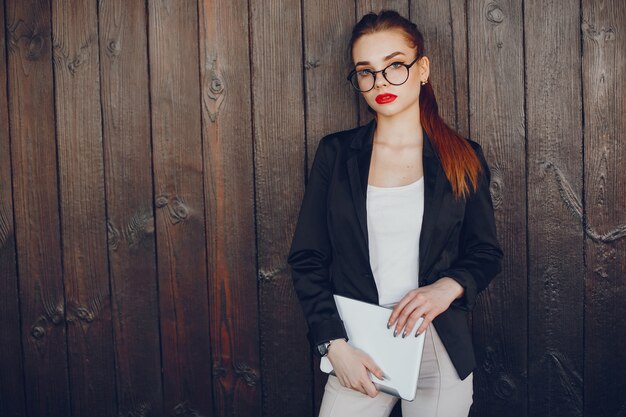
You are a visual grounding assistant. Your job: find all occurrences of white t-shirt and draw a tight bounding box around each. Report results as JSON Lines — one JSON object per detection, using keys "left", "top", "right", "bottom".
{"left": 366, "top": 177, "right": 424, "bottom": 306}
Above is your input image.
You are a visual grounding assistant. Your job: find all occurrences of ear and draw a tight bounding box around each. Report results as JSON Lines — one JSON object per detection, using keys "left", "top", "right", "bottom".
{"left": 419, "top": 56, "right": 430, "bottom": 82}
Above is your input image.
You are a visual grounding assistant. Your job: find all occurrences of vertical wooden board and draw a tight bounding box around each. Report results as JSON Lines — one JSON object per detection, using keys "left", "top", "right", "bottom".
{"left": 411, "top": 0, "right": 464, "bottom": 133}
{"left": 467, "top": 1, "right": 527, "bottom": 416}
{"left": 355, "top": 1, "right": 410, "bottom": 125}
{"left": 303, "top": 2, "right": 359, "bottom": 413}
{"left": 525, "top": 1, "right": 584, "bottom": 416}
{"left": 582, "top": 1, "right": 626, "bottom": 416}
{"left": 5, "top": 0, "right": 71, "bottom": 415}
{"left": 197, "top": 0, "right": 261, "bottom": 415}
{"left": 51, "top": 0, "right": 118, "bottom": 415}
{"left": 249, "top": 0, "right": 308, "bottom": 415}
{"left": 147, "top": 1, "right": 213, "bottom": 415}
{"left": 98, "top": 0, "right": 163, "bottom": 415}
{"left": 0, "top": 0, "right": 26, "bottom": 415}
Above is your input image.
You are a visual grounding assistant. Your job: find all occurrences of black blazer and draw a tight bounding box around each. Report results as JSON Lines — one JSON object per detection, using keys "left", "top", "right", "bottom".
{"left": 287, "top": 118, "right": 503, "bottom": 380}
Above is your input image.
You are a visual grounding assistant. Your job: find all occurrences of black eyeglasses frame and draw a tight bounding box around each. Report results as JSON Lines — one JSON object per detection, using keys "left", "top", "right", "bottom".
{"left": 346, "top": 55, "right": 422, "bottom": 92}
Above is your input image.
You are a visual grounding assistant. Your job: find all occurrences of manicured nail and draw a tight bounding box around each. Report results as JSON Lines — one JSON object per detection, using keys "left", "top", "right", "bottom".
{"left": 415, "top": 330, "right": 421, "bottom": 337}
{"left": 402, "top": 330, "right": 407, "bottom": 338}
{"left": 387, "top": 321, "right": 391, "bottom": 329}
{"left": 393, "top": 328, "right": 397, "bottom": 337}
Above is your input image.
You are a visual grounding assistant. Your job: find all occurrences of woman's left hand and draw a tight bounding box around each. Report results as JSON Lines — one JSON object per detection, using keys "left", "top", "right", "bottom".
{"left": 387, "top": 277, "right": 464, "bottom": 338}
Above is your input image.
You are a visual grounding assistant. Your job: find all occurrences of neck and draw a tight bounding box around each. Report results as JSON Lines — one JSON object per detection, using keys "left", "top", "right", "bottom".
{"left": 373, "top": 103, "right": 423, "bottom": 147}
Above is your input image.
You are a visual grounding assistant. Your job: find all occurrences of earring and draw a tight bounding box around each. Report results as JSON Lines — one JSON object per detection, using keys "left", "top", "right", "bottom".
{"left": 421, "top": 80, "right": 428, "bottom": 86}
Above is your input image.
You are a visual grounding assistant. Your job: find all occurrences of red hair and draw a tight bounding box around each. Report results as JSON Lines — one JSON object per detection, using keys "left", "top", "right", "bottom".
{"left": 348, "top": 10, "right": 482, "bottom": 200}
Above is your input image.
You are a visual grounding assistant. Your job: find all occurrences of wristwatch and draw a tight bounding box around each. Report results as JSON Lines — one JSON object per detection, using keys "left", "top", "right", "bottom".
{"left": 317, "top": 338, "right": 345, "bottom": 357}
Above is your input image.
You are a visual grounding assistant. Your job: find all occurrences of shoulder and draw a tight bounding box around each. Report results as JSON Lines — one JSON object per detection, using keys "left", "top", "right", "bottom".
{"left": 316, "top": 124, "right": 366, "bottom": 154}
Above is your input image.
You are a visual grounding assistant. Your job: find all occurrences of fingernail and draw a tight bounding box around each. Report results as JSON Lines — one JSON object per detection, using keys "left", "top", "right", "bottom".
{"left": 402, "top": 330, "right": 407, "bottom": 338}
{"left": 393, "top": 328, "right": 397, "bottom": 337}
{"left": 415, "top": 330, "right": 421, "bottom": 337}
{"left": 387, "top": 321, "right": 391, "bottom": 329}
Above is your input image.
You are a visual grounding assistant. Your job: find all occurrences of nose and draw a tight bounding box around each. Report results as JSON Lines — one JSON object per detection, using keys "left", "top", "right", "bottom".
{"left": 373, "top": 70, "right": 388, "bottom": 89}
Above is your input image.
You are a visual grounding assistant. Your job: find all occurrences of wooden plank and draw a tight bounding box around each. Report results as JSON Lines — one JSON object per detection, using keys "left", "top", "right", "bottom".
{"left": 467, "top": 1, "right": 527, "bottom": 416}
{"left": 249, "top": 0, "right": 308, "bottom": 415}
{"left": 97, "top": 0, "right": 163, "bottom": 415}
{"left": 582, "top": 1, "right": 626, "bottom": 416}
{"left": 356, "top": 1, "right": 410, "bottom": 125}
{"left": 525, "top": 1, "right": 584, "bottom": 416}
{"left": 0, "top": 0, "right": 26, "bottom": 415}
{"left": 146, "top": 1, "right": 214, "bottom": 415}
{"left": 302, "top": 1, "right": 358, "bottom": 414}
{"left": 411, "top": 0, "right": 468, "bottom": 134}
{"left": 197, "top": 0, "right": 261, "bottom": 415}
{"left": 51, "top": 0, "right": 118, "bottom": 415}
{"left": 4, "top": 0, "right": 72, "bottom": 415}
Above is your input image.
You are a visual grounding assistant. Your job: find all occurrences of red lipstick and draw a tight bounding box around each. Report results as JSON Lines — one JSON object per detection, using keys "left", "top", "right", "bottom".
{"left": 375, "top": 93, "right": 397, "bottom": 104}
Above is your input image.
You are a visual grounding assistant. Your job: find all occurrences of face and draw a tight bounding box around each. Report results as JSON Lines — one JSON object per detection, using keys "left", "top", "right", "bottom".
{"left": 351, "top": 30, "right": 429, "bottom": 118}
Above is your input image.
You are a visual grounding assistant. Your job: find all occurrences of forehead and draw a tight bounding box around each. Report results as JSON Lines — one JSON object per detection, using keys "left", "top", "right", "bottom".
{"left": 352, "top": 30, "right": 413, "bottom": 66}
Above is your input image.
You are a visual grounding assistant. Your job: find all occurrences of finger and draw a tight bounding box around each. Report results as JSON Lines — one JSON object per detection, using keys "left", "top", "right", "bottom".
{"left": 393, "top": 295, "right": 428, "bottom": 337}
{"left": 387, "top": 289, "right": 419, "bottom": 328}
{"left": 400, "top": 307, "right": 429, "bottom": 338}
{"left": 362, "top": 356, "right": 385, "bottom": 380}
{"left": 362, "top": 378, "right": 379, "bottom": 398}
{"left": 415, "top": 314, "right": 435, "bottom": 336}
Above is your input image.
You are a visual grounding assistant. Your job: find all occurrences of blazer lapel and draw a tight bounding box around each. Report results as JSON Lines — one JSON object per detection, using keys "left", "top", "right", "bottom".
{"left": 346, "top": 118, "right": 445, "bottom": 277}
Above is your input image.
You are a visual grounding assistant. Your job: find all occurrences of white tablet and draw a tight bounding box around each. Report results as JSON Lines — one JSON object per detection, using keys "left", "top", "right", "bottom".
{"left": 320, "top": 294, "right": 426, "bottom": 401}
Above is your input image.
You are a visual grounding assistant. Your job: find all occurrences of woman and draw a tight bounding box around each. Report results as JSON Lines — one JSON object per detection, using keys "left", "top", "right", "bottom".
{"left": 287, "top": 10, "right": 503, "bottom": 417}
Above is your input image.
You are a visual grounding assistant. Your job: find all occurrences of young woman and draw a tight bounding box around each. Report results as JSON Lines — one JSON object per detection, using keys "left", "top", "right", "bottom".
{"left": 287, "top": 10, "right": 503, "bottom": 417}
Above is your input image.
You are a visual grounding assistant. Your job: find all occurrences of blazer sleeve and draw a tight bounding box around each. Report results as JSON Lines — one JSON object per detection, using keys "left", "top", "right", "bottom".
{"left": 435, "top": 142, "right": 504, "bottom": 311}
{"left": 287, "top": 136, "right": 349, "bottom": 355}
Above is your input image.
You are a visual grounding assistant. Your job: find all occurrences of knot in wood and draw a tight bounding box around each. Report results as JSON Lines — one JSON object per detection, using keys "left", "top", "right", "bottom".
{"left": 494, "top": 373, "right": 516, "bottom": 399}
{"left": 27, "top": 34, "right": 44, "bottom": 60}
{"left": 486, "top": 3, "right": 504, "bottom": 24}
{"left": 31, "top": 326, "right": 45, "bottom": 340}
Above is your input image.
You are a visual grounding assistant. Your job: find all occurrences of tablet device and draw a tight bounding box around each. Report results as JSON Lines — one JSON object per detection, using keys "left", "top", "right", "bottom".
{"left": 320, "top": 294, "right": 426, "bottom": 401}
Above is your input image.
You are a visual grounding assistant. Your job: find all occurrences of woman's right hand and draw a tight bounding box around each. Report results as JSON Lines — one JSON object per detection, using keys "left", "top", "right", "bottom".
{"left": 326, "top": 339, "right": 385, "bottom": 397}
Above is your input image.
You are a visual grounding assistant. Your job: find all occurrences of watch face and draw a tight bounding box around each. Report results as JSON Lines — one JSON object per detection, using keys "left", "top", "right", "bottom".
{"left": 318, "top": 342, "right": 329, "bottom": 356}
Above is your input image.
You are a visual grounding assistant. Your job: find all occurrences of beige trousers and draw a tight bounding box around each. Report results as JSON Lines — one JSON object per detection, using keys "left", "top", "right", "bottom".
{"left": 318, "top": 324, "right": 473, "bottom": 417}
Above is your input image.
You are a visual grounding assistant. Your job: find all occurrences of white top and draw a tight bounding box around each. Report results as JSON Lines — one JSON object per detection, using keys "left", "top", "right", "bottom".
{"left": 366, "top": 177, "right": 424, "bottom": 306}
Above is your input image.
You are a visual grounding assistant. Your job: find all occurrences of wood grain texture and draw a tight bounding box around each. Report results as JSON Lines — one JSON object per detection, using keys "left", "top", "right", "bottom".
{"left": 249, "top": 0, "right": 309, "bottom": 415}
{"left": 582, "top": 1, "right": 626, "bottom": 416}
{"left": 302, "top": 1, "right": 358, "bottom": 414}
{"left": 51, "top": 0, "right": 118, "bottom": 414}
{"left": 411, "top": 0, "right": 468, "bottom": 134}
{"left": 147, "top": 0, "right": 214, "bottom": 415}
{"left": 4, "top": 0, "right": 72, "bottom": 415}
{"left": 525, "top": 0, "right": 585, "bottom": 416}
{"left": 198, "top": 0, "right": 261, "bottom": 415}
{"left": 467, "top": 1, "right": 527, "bottom": 416}
{"left": 98, "top": 0, "right": 163, "bottom": 415}
{"left": 0, "top": 0, "right": 26, "bottom": 415}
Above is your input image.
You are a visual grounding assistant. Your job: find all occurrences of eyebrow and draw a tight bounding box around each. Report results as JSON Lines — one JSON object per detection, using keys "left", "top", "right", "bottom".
{"left": 355, "top": 51, "right": 406, "bottom": 67}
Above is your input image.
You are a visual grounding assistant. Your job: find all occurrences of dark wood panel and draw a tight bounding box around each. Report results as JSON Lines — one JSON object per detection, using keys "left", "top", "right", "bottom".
{"left": 467, "top": 1, "right": 527, "bottom": 416}
{"left": 303, "top": 1, "right": 358, "bottom": 414}
{"left": 582, "top": 1, "right": 626, "bottom": 416}
{"left": 98, "top": 0, "right": 163, "bottom": 415}
{"left": 250, "top": 0, "right": 309, "bottom": 415}
{"left": 525, "top": 1, "right": 585, "bottom": 416}
{"left": 197, "top": 0, "right": 261, "bottom": 415}
{"left": 411, "top": 0, "right": 468, "bottom": 134}
{"left": 146, "top": 0, "right": 214, "bottom": 415}
{"left": 0, "top": 0, "right": 26, "bottom": 415}
{"left": 4, "top": 0, "right": 71, "bottom": 415}
{"left": 51, "top": 0, "right": 118, "bottom": 415}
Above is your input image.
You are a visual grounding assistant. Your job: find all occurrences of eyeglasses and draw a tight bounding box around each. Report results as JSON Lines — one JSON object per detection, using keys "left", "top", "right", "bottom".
{"left": 346, "top": 55, "right": 421, "bottom": 92}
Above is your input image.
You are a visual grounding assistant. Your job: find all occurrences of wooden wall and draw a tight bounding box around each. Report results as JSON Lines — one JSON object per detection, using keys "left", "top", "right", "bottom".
{"left": 0, "top": 0, "right": 624, "bottom": 416}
